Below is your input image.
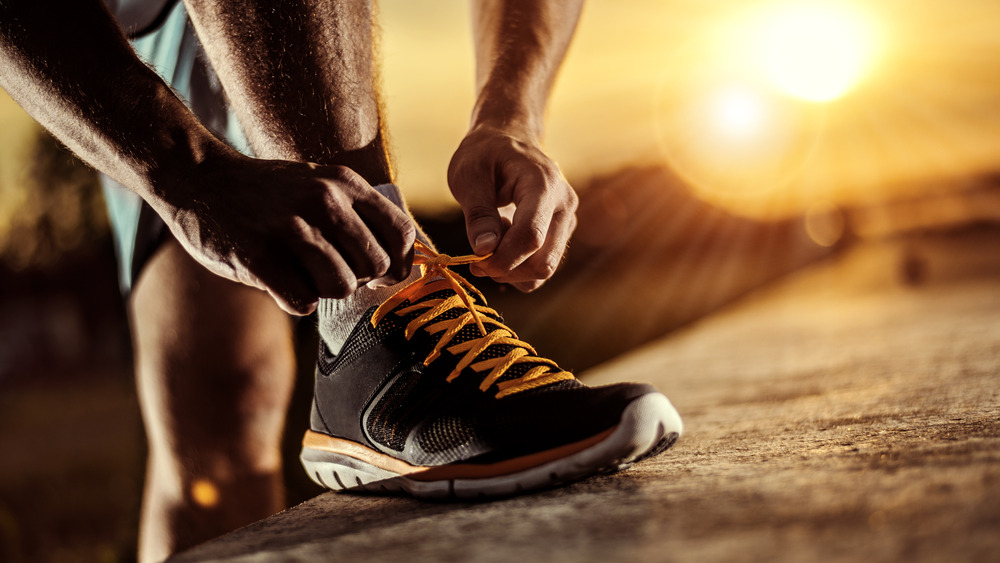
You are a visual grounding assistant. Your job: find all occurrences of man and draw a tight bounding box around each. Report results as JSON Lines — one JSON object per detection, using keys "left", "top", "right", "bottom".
{"left": 0, "top": 1, "right": 682, "bottom": 561}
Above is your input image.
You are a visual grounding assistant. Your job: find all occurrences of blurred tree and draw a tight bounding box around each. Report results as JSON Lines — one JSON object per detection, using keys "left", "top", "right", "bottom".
{"left": 0, "top": 131, "right": 107, "bottom": 270}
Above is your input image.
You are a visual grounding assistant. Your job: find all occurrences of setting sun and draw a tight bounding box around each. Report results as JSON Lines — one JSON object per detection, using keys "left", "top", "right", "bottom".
{"left": 711, "top": 87, "right": 768, "bottom": 140}
{"left": 748, "top": 2, "right": 878, "bottom": 102}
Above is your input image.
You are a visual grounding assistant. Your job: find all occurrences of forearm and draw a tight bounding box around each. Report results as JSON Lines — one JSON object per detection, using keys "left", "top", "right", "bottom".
{"left": 0, "top": 0, "right": 233, "bottom": 214}
{"left": 470, "top": 0, "right": 584, "bottom": 138}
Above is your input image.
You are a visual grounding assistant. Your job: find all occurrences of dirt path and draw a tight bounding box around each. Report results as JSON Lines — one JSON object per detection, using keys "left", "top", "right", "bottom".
{"left": 174, "top": 228, "right": 1000, "bottom": 563}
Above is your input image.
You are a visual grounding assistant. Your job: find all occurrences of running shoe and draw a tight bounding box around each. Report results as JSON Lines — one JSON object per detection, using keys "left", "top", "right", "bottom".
{"left": 300, "top": 241, "right": 682, "bottom": 499}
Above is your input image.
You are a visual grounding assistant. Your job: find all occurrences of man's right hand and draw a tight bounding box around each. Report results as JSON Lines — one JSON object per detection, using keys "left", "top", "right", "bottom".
{"left": 0, "top": 0, "right": 416, "bottom": 316}
{"left": 159, "top": 154, "right": 416, "bottom": 315}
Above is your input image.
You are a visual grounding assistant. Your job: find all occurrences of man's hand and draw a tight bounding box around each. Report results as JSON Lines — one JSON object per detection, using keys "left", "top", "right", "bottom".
{"left": 448, "top": 124, "right": 578, "bottom": 292}
{"left": 1, "top": 0, "right": 414, "bottom": 317}
{"left": 162, "top": 153, "right": 415, "bottom": 315}
{"left": 455, "top": 0, "right": 585, "bottom": 292}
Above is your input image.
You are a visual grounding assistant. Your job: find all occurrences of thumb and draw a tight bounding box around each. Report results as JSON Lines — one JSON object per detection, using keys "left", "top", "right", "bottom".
{"left": 460, "top": 192, "right": 504, "bottom": 256}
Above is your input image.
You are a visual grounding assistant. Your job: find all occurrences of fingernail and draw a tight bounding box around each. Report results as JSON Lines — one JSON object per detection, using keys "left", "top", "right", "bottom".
{"left": 369, "top": 275, "right": 399, "bottom": 289}
{"left": 469, "top": 264, "right": 485, "bottom": 277}
{"left": 474, "top": 232, "right": 498, "bottom": 255}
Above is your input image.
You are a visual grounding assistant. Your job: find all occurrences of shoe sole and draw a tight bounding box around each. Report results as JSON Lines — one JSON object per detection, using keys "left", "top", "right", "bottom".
{"left": 300, "top": 392, "right": 682, "bottom": 500}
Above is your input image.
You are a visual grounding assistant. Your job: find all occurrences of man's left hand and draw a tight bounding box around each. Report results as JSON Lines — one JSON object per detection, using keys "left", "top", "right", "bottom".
{"left": 448, "top": 124, "right": 578, "bottom": 292}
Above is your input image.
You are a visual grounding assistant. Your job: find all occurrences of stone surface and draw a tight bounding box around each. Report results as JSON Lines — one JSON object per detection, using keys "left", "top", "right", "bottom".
{"left": 173, "top": 227, "right": 1000, "bottom": 563}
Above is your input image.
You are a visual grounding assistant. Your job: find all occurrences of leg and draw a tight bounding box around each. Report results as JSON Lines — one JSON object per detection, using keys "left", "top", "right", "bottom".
{"left": 183, "top": 0, "right": 393, "bottom": 177}
{"left": 130, "top": 239, "right": 296, "bottom": 563}
{"left": 127, "top": 5, "right": 403, "bottom": 560}
{"left": 186, "top": 0, "right": 432, "bottom": 355}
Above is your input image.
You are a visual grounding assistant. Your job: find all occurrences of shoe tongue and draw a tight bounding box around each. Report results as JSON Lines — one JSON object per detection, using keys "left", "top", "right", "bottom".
{"left": 394, "top": 281, "right": 549, "bottom": 386}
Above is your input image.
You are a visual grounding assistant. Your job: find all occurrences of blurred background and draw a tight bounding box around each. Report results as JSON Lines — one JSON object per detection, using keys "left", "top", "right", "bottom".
{"left": 3, "top": 0, "right": 1000, "bottom": 561}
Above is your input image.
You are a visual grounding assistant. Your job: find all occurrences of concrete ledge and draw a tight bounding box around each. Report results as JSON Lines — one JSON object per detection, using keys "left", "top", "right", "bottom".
{"left": 174, "top": 228, "right": 1000, "bottom": 562}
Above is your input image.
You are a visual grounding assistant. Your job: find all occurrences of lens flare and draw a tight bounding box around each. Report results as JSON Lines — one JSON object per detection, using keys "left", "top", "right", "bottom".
{"left": 711, "top": 87, "right": 768, "bottom": 140}
{"left": 750, "top": 2, "right": 878, "bottom": 102}
{"left": 656, "top": 68, "right": 823, "bottom": 207}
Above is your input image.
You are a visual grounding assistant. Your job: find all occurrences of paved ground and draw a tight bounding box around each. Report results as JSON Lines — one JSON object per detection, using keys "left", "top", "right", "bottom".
{"left": 173, "top": 226, "right": 1000, "bottom": 563}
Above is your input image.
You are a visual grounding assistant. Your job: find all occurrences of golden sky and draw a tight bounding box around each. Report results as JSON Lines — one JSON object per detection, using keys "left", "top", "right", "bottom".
{"left": 380, "top": 0, "right": 1000, "bottom": 216}
{"left": 3, "top": 0, "right": 1000, "bottom": 223}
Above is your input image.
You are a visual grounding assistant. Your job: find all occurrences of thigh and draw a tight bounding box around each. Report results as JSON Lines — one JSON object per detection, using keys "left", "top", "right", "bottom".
{"left": 130, "top": 237, "right": 296, "bottom": 472}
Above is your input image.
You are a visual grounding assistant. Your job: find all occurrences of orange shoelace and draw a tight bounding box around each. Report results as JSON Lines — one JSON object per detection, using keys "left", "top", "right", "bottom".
{"left": 371, "top": 241, "right": 575, "bottom": 399}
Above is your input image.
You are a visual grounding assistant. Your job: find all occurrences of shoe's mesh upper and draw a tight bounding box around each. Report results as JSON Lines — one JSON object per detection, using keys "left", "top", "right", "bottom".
{"left": 317, "top": 243, "right": 659, "bottom": 466}
{"left": 366, "top": 367, "right": 438, "bottom": 451}
{"left": 416, "top": 412, "right": 479, "bottom": 455}
{"left": 320, "top": 288, "right": 655, "bottom": 464}
{"left": 360, "top": 287, "right": 555, "bottom": 455}
{"left": 329, "top": 313, "right": 406, "bottom": 369}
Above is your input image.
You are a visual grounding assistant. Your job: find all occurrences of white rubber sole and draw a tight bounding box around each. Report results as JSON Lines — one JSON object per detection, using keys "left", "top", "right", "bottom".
{"left": 300, "top": 393, "right": 683, "bottom": 500}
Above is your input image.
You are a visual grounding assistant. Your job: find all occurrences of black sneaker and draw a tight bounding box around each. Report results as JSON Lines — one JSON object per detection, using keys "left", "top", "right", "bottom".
{"left": 300, "top": 242, "right": 682, "bottom": 499}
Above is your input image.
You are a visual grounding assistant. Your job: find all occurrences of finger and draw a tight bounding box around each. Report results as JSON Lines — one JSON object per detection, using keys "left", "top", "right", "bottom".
{"left": 369, "top": 243, "right": 413, "bottom": 289}
{"left": 311, "top": 165, "right": 415, "bottom": 284}
{"left": 448, "top": 147, "right": 505, "bottom": 256}
{"left": 249, "top": 249, "right": 320, "bottom": 315}
{"left": 488, "top": 208, "right": 576, "bottom": 286}
{"left": 511, "top": 280, "right": 545, "bottom": 293}
{"left": 470, "top": 212, "right": 513, "bottom": 278}
{"left": 454, "top": 186, "right": 505, "bottom": 256}
{"left": 353, "top": 191, "right": 417, "bottom": 284}
{"left": 293, "top": 233, "right": 360, "bottom": 299}
{"left": 267, "top": 289, "right": 318, "bottom": 316}
{"left": 476, "top": 190, "right": 555, "bottom": 278}
{"left": 311, "top": 211, "right": 390, "bottom": 285}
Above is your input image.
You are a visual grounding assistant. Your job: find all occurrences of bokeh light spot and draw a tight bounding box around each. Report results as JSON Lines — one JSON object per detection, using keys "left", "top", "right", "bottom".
{"left": 805, "top": 201, "right": 846, "bottom": 247}
{"left": 190, "top": 479, "right": 220, "bottom": 508}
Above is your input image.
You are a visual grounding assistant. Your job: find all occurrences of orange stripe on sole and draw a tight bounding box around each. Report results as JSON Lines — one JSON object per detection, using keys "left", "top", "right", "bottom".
{"left": 302, "top": 427, "right": 617, "bottom": 481}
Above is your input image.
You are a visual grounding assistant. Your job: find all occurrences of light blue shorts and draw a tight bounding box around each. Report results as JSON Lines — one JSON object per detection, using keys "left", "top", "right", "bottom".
{"left": 101, "top": 1, "right": 250, "bottom": 294}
